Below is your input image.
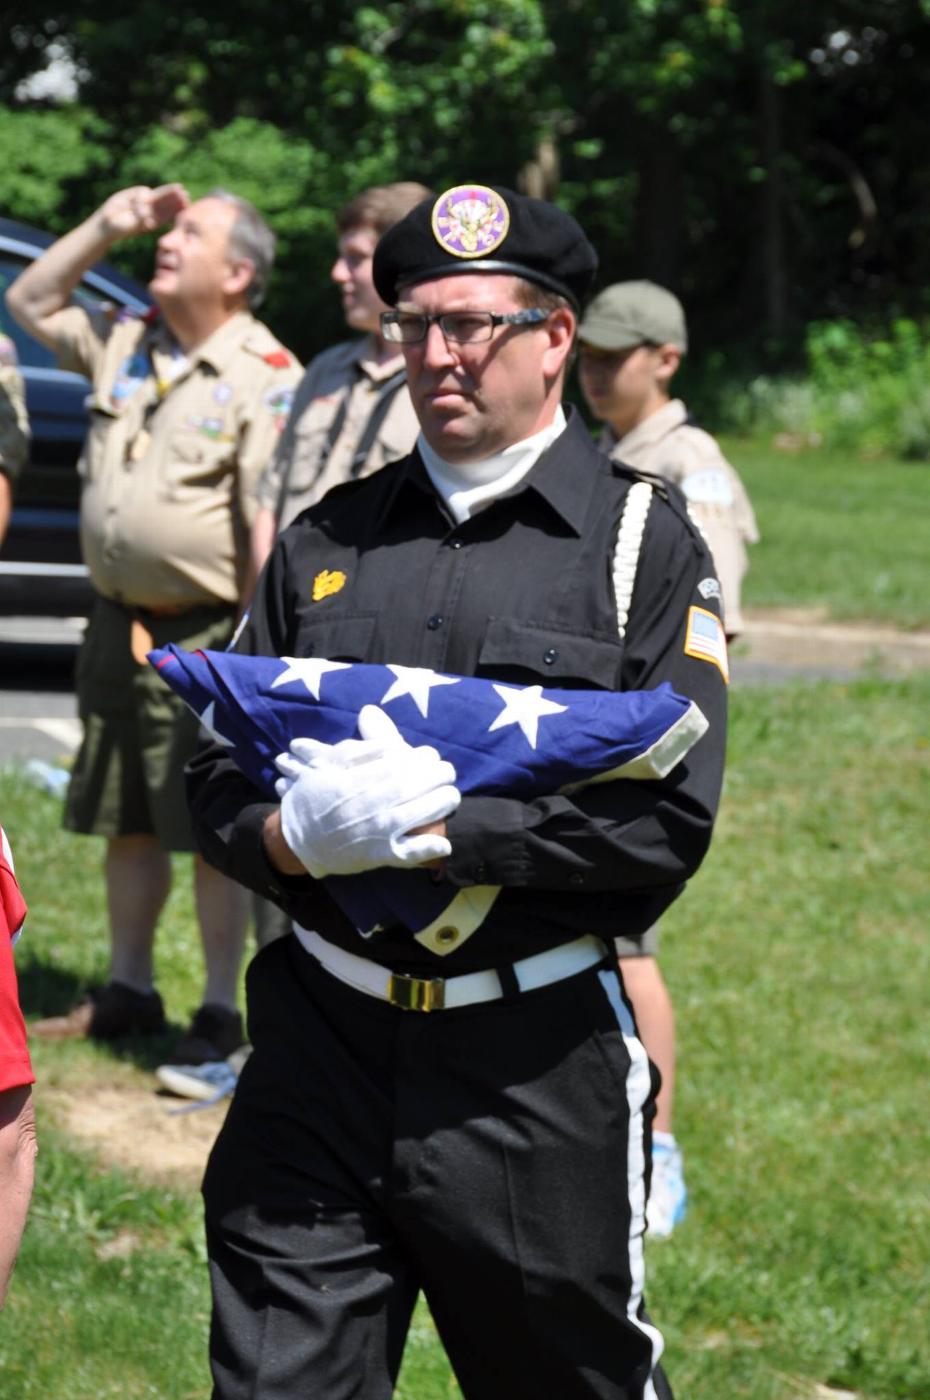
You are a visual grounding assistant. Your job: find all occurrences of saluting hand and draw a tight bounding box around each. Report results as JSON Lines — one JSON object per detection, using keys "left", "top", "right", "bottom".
{"left": 98, "top": 183, "right": 190, "bottom": 241}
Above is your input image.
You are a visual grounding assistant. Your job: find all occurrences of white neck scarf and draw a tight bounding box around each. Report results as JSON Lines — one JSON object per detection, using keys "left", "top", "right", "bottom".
{"left": 418, "top": 407, "right": 568, "bottom": 524}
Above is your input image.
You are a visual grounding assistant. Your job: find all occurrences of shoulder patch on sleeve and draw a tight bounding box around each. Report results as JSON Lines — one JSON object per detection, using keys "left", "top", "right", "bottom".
{"left": 681, "top": 467, "right": 735, "bottom": 507}
{"left": 684, "top": 605, "right": 729, "bottom": 683}
{"left": 263, "top": 383, "right": 295, "bottom": 431}
{"left": 263, "top": 349, "right": 293, "bottom": 369}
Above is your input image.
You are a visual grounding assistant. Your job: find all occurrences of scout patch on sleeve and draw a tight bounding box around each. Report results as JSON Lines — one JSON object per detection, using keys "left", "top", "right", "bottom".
{"left": 312, "top": 569, "right": 347, "bottom": 602}
{"left": 684, "top": 605, "right": 729, "bottom": 682}
{"left": 681, "top": 468, "right": 734, "bottom": 507}
{"left": 110, "top": 350, "right": 150, "bottom": 406}
{"left": 264, "top": 384, "right": 295, "bottom": 432}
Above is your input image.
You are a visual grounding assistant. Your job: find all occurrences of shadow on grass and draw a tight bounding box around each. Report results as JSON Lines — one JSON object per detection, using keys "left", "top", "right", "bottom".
{"left": 19, "top": 952, "right": 187, "bottom": 1071}
{"left": 17, "top": 954, "right": 85, "bottom": 1017}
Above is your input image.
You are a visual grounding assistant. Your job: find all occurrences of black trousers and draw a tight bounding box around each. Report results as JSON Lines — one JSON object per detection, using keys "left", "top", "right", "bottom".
{"left": 203, "top": 935, "right": 672, "bottom": 1400}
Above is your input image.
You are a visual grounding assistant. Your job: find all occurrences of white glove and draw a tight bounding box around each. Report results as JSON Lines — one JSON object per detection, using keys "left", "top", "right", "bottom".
{"left": 275, "top": 705, "right": 460, "bottom": 878}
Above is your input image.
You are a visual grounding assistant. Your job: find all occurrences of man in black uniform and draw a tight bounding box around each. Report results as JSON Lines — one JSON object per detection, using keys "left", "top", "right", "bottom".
{"left": 186, "top": 183, "right": 728, "bottom": 1400}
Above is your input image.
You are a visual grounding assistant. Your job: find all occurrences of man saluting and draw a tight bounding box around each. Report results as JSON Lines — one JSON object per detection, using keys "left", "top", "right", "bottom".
{"left": 6, "top": 184, "right": 300, "bottom": 1066}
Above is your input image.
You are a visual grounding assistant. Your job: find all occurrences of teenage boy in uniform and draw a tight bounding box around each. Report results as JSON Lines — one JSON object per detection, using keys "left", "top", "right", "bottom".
{"left": 578, "top": 279, "right": 757, "bottom": 1235}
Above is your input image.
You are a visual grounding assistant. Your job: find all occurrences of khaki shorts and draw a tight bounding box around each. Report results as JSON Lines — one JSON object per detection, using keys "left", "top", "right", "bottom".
{"left": 614, "top": 921, "right": 660, "bottom": 959}
{"left": 65, "top": 596, "right": 236, "bottom": 852}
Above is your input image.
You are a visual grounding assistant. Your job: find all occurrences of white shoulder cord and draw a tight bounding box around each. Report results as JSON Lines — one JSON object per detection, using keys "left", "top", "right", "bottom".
{"left": 612, "top": 480, "right": 653, "bottom": 638}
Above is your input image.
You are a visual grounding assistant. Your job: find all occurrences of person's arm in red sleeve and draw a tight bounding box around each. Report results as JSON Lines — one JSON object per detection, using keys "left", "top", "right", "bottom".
{"left": 0, "top": 828, "right": 36, "bottom": 1307}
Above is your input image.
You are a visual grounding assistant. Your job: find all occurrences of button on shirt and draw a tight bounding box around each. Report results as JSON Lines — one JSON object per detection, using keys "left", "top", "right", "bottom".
{"left": 601, "top": 399, "right": 759, "bottom": 634}
{"left": 188, "top": 410, "right": 728, "bottom": 978}
{"left": 51, "top": 306, "right": 302, "bottom": 609}
{"left": 254, "top": 336, "right": 421, "bottom": 529}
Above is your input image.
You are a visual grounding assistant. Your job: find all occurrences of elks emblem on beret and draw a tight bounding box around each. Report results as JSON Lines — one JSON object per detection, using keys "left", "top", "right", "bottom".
{"left": 431, "top": 184, "right": 510, "bottom": 259}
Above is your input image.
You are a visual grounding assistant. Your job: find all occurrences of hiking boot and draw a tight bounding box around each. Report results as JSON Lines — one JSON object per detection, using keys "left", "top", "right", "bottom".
{"left": 647, "top": 1133, "right": 688, "bottom": 1239}
{"left": 31, "top": 981, "right": 166, "bottom": 1041}
{"left": 166, "top": 1004, "right": 244, "bottom": 1065}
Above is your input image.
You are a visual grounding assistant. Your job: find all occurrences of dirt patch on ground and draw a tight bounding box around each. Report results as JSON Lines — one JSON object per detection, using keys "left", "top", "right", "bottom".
{"left": 41, "top": 1080, "right": 227, "bottom": 1189}
{"left": 740, "top": 606, "right": 930, "bottom": 674}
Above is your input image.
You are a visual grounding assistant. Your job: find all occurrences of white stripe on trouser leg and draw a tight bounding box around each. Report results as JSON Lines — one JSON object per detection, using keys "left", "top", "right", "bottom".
{"left": 598, "top": 969, "right": 664, "bottom": 1399}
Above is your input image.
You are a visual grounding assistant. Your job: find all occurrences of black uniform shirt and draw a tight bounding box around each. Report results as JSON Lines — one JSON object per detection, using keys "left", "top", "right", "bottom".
{"left": 187, "top": 411, "right": 728, "bottom": 975}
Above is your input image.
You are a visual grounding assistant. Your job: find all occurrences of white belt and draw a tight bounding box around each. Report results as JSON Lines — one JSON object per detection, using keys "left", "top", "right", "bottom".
{"left": 294, "top": 926, "right": 608, "bottom": 1013}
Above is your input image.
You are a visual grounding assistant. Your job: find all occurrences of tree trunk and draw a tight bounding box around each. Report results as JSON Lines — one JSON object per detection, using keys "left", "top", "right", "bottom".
{"left": 632, "top": 120, "right": 683, "bottom": 290}
{"left": 518, "top": 135, "right": 561, "bottom": 201}
{"left": 759, "top": 65, "right": 788, "bottom": 337}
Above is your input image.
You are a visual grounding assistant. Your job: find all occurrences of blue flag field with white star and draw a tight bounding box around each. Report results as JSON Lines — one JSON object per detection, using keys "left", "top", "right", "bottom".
{"left": 150, "top": 646, "right": 707, "bottom": 937}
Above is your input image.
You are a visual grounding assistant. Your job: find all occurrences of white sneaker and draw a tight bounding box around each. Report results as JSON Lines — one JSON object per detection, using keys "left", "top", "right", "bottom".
{"left": 647, "top": 1134, "right": 687, "bottom": 1239}
{"left": 156, "top": 1059, "right": 239, "bottom": 1103}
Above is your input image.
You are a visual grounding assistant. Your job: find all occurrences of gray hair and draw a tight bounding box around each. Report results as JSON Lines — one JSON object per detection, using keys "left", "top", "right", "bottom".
{"left": 206, "top": 187, "right": 276, "bottom": 309}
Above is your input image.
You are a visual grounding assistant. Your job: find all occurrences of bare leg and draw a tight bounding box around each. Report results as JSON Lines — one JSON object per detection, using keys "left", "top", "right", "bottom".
{"left": 0, "top": 1086, "right": 36, "bottom": 1307}
{"left": 107, "top": 834, "right": 171, "bottom": 991}
{"left": 617, "top": 955, "right": 676, "bottom": 1135}
{"left": 195, "top": 855, "right": 250, "bottom": 1010}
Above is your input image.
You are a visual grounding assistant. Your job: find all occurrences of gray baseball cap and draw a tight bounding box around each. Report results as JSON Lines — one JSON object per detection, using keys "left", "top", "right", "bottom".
{"left": 578, "top": 280, "right": 688, "bottom": 352}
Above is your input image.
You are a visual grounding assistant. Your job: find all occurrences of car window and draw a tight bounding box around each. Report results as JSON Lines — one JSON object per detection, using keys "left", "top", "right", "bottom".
{"left": 0, "top": 253, "right": 129, "bottom": 374}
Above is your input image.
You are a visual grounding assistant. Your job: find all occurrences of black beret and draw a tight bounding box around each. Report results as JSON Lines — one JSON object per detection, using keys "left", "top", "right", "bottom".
{"left": 373, "top": 183, "right": 598, "bottom": 313}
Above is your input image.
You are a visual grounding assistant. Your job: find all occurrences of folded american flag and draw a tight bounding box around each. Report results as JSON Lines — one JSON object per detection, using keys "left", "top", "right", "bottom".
{"left": 150, "top": 647, "right": 707, "bottom": 938}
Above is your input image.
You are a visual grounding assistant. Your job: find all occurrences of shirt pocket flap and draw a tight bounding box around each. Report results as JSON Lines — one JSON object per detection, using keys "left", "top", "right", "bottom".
{"left": 297, "top": 613, "right": 376, "bottom": 663}
{"left": 478, "top": 618, "right": 621, "bottom": 689}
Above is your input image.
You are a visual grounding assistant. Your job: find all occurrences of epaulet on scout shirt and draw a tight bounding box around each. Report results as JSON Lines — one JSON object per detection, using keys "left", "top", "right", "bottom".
{"left": 262, "top": 348, "right": 295, "bottom": 369}
{"left": 112, "top": 304, "right": 160, "bottom": 326}
{"left": 240, "top": 324, "right": 296, "bottom": 368}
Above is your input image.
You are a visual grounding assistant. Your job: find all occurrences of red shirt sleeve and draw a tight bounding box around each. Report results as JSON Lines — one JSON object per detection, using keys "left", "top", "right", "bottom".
{"left": 0, "top": 827, "right": 34, "bottom": 1092}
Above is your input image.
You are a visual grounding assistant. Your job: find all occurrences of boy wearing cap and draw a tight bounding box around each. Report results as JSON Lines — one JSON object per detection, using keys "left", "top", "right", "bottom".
{"left": 578, "top": 280, "right": 758, "bottom": 636}
{"left": 187, "top": 186, "right": 727, "bottom": 1399}
{"left": 578, "top": 280, "right": 758, "bottom": 1237}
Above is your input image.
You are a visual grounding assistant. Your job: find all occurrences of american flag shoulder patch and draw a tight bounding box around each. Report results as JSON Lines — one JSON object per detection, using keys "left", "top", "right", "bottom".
{"left": 684, "top": 605, "right": 729, "bottom": 683}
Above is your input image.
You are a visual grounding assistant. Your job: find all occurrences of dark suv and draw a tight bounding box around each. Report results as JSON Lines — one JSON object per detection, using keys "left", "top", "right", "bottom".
{"left": 0, "top": 217, "right": 152, "bottom": 616}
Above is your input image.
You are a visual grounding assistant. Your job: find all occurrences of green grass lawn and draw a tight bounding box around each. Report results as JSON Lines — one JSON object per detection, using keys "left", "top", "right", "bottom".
{"left": 721, "top": 437, "right": 930, "bottom": 629}
{"left": 2, "top": 671, "right": 928, "bottom": 1397}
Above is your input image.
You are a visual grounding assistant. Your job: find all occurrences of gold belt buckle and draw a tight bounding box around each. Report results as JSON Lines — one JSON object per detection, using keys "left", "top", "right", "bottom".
{"left": 387, "top": 972, "right": 446, "bottom": 1012}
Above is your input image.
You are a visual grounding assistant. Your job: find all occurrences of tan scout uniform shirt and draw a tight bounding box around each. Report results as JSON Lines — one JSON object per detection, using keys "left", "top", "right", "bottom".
{"left": 51, "top": 307, "right": 301, "bottom": 609}
{"left": 255, "top": 336, "right": 420, "bottom": 529}
{"left": 602, "top": 399, "right": 759, "bottom": 635}
{"left": 0, "top": 337, "right": 29, "bottom": 486}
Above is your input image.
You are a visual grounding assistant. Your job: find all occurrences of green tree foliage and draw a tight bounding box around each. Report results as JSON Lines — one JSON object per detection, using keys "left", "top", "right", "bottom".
{"left": 1, "top": 2, "right": 927, "bottom": 364}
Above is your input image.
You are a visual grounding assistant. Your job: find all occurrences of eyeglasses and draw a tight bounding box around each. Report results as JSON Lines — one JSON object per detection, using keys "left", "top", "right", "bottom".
{"left": 380, "top": 308, "right": 550, "bottom": 345}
